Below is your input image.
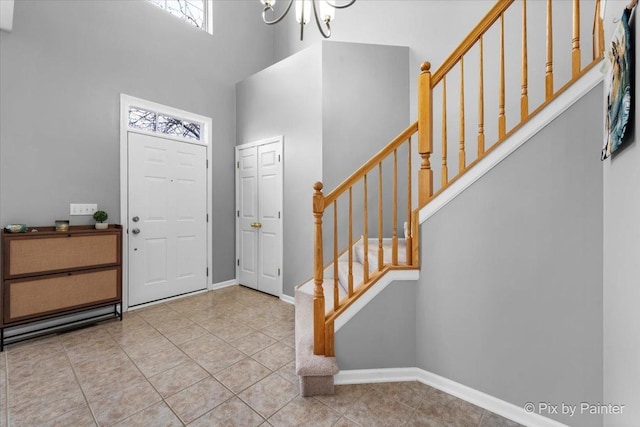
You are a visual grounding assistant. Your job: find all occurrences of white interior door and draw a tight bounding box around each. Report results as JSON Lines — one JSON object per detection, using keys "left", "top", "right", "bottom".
{"left": 128, "top": 132, "right": 207, "bottom": 306}
{"left": 236, "top": 138, "right": 283, "bottom": 297}
{"left": 238, "top": 147, "right": 258, "bottom": 290}
{"left": 257, "top": 143, "right": 282, "bottom": 296}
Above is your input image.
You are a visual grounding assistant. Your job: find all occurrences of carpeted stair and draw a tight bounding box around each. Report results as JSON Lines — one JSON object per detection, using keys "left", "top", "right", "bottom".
{"left": 294, "top": 238, "right": 407, "bottom": 396}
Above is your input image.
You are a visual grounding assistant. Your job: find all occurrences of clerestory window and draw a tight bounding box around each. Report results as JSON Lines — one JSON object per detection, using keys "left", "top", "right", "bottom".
{"left": 148, "top": 0, "right": 212, "bottom": 34}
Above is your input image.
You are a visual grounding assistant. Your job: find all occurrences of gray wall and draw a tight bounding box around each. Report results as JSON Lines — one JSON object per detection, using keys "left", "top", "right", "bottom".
{"left": 416, "top": 85, "right": 604, "bottom": 427}
{"left": 603, "top": 3, "right": 640, "bottom": 426}
{"left": 236, "top": 45, "right": 324, "bottom": 297}
{"left": 0, "top": 0, "right": 274, "bottom": 284}
{"left": 322, "top": 42, "right": 409, "bottom": 265}
{"left": 335, "top": 280, "right": 416, "bottom": 370}
{"left": 236, "top": 41, "right": 409, "bottom": 296}
{"left": 273, "top": 1, "right": 597, "bottom": 197}
{"left": 322, "top": 42, "right": 409, "bottom": 191}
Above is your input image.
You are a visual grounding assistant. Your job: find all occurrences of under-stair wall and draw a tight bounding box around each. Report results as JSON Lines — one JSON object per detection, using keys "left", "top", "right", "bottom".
{"left": 416, "top": 83, "right": 604, "bottom": 427}
{"left": 334, "top": 280, "right": 416, "bottom": 370}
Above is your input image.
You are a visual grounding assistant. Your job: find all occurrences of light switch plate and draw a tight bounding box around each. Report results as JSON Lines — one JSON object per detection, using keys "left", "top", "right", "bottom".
{"left": 70, "top": 203, "right": 98, "bottom": 216}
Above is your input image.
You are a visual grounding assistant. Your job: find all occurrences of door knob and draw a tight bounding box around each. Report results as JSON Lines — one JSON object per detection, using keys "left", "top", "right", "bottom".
{"left": 132, "top": 216, "right": 139, "bottom": 222}
{"left": 132, "top": 228, "right": 141, "bottom": 235}
{"left": 251, "top": 222, "right": 262, "bottom": 228}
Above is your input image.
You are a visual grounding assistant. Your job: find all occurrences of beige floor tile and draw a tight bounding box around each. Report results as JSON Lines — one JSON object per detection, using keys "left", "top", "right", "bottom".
{"left": 8, "top": 356, "right": 73, "bottom": 387}
{"left": 268, "top": 396, "right": 340, "bottom": 427}
{"left": 214, "top": 358, "right": 272, "bottom": 393}
{"left": 178, "top": 333, "right": 225, "bottom": 358}
{"left": 261, "top": 321, "right": 295, "bottom": 341}
{"left": 78, "top": 362, "right": 146, "bottom": 400}
{"left": 192, "top": 343, "right": 246, "bottom": 375}
{"left": 314, "top": 384, "right": 370, "bottom": 414}
{"left": 130, "top": 345, "right": 190, "bottom": 378}
{"left": 206, "top": 319, "right": 256, "bottom": 342}
{"left": 151, "top": 316, "right": 198, "bottom": 335}
{"left": 251, "top": 342, "right": 295, "bottom": 371}
{"left": 121, "top": 334, "right": 175, "bottom": 359}
{"left": 275, "top": 360, "right": 298, "bottom": 385}
{"left": 370, "top": 381, "right": 431, "bottom": 409}
{"left": 166, "top": 377, "right": 233, "bottom": 424}
{"left": 99, "top": 312, "right": 148, "bottom": 333}
{"left": 189, "top": 396, "right": 264, "bottom": 427}
{"left": 41, "top": 405, "right": 96, "bottom": 427}
{"left": 134, "top": 304, "right": 176, "bottom": 321}
{"left": 112, "top": 401, "right": 182, "bottom": 427}
{"left": 106, "top": 324, "right": 161, "bottom": 347}
{"left": 238, "top": 373, "right": 299, "bottom": 419}
{"left": 6, "top": 345, "right": 68, "bottom": 377}
{"left": 280, "top": 333, "right": 296, "bottom": 348}
{"left": 6, "top": 336, "right": 63, "bottom": 363}
{"left": 148, "top": 360, "right": 210, "bottom": 398}
{"left": 333, "top": 417, "right": 361, "bottom": 427}
{"left": 8, "top": 387, "right": 86, "bottom": 426}
{"left": 59, "top": 326, "right": 112, "bottom": 346}
{"left": 8, "top": 367, "right": 80, "bottom": 408}
{"left": 71, "top": 351, "right": 133, "bottom": 380}
{"left": 0, "top": 288, "right": 497, "bottom": 427}
{"left": 344, "top": 388, "right": 414, "bottom": 427}
{"left": 65, "top": 342, "right": 124, "bottom": 366}
{"left": 229, "top": 331, "right": 277, "bottom": 356}
{"left": 415, "top": 388, "right": 483, "bottom": 427}
{"left": 89, "top": 378, "right": 162, "bottom": 426}
{"left": 244, "top": 311, "right": 280, "bottom": 330}
{"left": 161, "top": 322, "right": 209, "bottom": 346}
{"left": 479, "top": 411, "right": 525, "bottom": 427}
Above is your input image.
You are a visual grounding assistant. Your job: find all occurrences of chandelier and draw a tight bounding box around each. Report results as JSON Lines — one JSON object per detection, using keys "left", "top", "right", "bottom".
{"left": 260, "top": 0, "right": 356, "bottom": 40}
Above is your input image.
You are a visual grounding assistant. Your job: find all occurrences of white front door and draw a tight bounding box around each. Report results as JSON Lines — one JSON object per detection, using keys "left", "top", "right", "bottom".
{"left": 237, "top": 138, "right": 283, "bottom": 297}
{"left": 128, "top": 132, "right": 208, "bottom": 306}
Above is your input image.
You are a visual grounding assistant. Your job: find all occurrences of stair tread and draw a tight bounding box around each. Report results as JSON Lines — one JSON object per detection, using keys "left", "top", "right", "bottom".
{"left": 298, "top": 278, "right": 347, "bottom": 315}
{"left": 355, "top": 239, "right": 407, "bottom": 267}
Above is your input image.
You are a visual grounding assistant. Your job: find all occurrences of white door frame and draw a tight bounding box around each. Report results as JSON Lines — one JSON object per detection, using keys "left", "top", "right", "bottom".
{"left": 235, "top": 136, "right": 284, "bottom": 296}
{"left": 120, "top": 94, "right": 213, "bottom": 311}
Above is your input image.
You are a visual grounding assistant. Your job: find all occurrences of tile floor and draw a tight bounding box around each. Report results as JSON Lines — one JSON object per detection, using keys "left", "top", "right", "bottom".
{"left": 0, "top": 285, "right": 522, "bottom": 426}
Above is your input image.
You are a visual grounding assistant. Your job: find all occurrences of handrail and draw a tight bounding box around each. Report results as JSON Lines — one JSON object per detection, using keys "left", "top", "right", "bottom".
{"left": 431, "top": 0, "right": 515, "bottom": 86}
{"left": 324, "top": 121, "right": 418, "bottom": 206}
{"left": 310, "top": 0, "right": 604, "bottom": 357}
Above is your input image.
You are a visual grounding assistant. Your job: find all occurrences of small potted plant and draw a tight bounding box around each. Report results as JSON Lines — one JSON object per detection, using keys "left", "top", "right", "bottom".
{"left": 93, "top": 210, "right": 108, "bottom": 229}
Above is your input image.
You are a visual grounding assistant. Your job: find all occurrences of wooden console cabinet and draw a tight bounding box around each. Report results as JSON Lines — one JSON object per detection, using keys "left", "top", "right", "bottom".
{"left": 1, "top": 225, "right": 122, "bottom": 350}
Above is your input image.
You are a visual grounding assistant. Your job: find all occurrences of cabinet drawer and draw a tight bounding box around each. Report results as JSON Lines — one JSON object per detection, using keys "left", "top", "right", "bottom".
{"left": 7, "top": 234, "right": 119, "bottom": 277}
{"left": 4, "top": 267, "right": 121, "bottom": 323}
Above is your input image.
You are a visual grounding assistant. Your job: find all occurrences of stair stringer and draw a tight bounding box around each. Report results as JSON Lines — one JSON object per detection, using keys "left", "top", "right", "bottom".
{"left": 419, "top": 65, "right": 603, "bottom": 225}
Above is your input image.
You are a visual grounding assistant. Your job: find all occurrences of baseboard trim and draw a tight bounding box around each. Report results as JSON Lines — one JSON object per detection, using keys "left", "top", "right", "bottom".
{"left": 419, "top": 66, "right": 603, "bottom": 225}
{"left": 280, "top": 294, "right": 295, "bottom": 305}
{"left": 210, "top": 279, "right": 237, "bottom": 291}
{"left": 335, "top": 368, "right": 568, "bottom": 427}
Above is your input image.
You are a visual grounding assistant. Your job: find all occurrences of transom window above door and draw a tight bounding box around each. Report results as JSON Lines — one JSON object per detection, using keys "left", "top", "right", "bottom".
{"left": 128, "top": 106, "right": 202, "bottom": 141}
{"left": 148, "top": 0, "right": 212, "bottom": 34}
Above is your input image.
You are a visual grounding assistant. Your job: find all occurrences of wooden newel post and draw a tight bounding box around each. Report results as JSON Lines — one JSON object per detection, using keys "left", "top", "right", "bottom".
{"left": 312, "top": 181, "right": 326, "bottom": 356}
{"left": 418, "top": 61, "right": 434, "bottom": 207}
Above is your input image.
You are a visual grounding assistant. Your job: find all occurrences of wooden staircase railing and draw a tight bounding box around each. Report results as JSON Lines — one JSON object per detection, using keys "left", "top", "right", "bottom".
{"left": 312, "top": 0, "right": 605, "bottom": 356}
{"left": 312, "top": 123, "right": 420, "bottom": 356}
